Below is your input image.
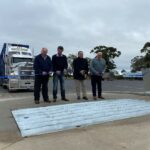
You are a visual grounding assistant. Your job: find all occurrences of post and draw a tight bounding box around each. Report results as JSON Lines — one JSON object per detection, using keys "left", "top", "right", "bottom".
{"left": 143, "top": 68, "right": 150, "bottom": 94}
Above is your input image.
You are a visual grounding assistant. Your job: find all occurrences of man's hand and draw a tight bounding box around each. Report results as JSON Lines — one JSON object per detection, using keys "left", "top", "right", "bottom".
{"left": 42, "top": 72, "right": 47, "bottom": 76}
{"left": 96, "top": 72, "right": 100, "bottom": 76}
{"left": 56, "top": 71, "right": 61, "bottom": 75}
{"left": 80, "top": 70, "right": 85, "bottom": 75}
{"left": 49, "top": 72, "right": 53, "bottom": 76}
{"left": 64, "top": 69, "right": 67, "bottom": 75}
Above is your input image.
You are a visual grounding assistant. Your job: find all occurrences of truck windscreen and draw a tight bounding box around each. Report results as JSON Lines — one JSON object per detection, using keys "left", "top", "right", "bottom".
{"left": 13, "top": 58, "right": 32, "bottom": 63}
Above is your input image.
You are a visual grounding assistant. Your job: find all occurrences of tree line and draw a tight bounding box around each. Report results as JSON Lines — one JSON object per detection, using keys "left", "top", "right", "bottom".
{"left": 131, "top": 42, "right": 150, "bottom": 72}
{"left": 67, "top": 42, "right": 150, "bottom": 74}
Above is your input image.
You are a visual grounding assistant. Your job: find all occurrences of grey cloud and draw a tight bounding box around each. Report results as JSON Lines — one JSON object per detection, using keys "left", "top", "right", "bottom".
{"left": 0, "top": 0, "right": 150, "bottom": 70}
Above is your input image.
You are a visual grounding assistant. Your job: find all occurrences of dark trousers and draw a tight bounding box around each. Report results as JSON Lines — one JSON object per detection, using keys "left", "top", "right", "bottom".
{"left": 91, "top": 75, "right": 102, "bottom": 97}
{"left": 34, "top": 75, "right": 49, "bottom": 101}
{"left": 53, "top": 73, "right": 65, "bottom": 99}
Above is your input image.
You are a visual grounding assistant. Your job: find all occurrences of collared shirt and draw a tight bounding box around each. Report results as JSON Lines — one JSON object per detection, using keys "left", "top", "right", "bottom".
{"left": 41, "top": 55, "right": 48, "bottom": 60}
{"left": 56, "top": 53, "right": 63, "bottom": 57}
{"left": 90, "top": 57, "right": 106, "bottom": 76}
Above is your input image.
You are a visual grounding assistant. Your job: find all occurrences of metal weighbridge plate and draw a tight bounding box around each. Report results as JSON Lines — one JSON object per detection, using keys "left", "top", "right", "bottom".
{"left": 12, "top": 99, "right": 150, "bottom": 137}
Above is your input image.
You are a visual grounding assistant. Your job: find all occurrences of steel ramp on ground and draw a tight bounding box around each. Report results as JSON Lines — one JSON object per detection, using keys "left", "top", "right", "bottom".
{"left": 12, "top": 99, "right": 150, "bottom": 137}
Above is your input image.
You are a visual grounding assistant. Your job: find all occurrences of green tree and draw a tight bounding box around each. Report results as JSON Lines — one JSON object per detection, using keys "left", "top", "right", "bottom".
{"left": 121, "top": 69, "right": 127, "bottom": 73}
{"left": 131, "top": 56, "right": 145, "bottom": 72}
{"left": 90, "top": 45, "right": 121, "bottom": 72}
{"left": 131, "top": 42, "right": 150, "bottom": 72}
{"left": 67, "top": 54, "right": 77, "bottom": 68}
{"left": 140, "top": 42, "right": 150, "bottom": 68}
{"left": 85, "top": 57, "right": 92, "bottom": 66}
{"left": 67, "top": 54, "right": 77, "bottom": 76}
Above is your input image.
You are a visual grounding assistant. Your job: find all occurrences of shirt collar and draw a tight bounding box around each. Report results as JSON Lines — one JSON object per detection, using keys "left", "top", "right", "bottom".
{"left": 41, "top": 54, "right": 47, "bottom": 60}
{"left": 56, "top": 53, "right": 63, "bottom": 57}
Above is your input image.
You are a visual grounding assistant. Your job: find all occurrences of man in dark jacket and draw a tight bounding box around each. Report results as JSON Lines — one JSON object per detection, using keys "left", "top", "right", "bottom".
{"left": 33, "top": 48, "right": 52, "bottom": 104}
{"left": 52, "top": 46, "right": 69, "bottom": 102}
{"left": 73, "top": 51, "right": 89, "bottom": 100}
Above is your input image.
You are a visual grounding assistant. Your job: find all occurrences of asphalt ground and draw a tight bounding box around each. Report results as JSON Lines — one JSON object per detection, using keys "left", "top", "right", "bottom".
{"left": 0, "top": 79, "right": 145, "bottom": 100}
{"left": 0, "top": 80, "right": 150, "bottom": 150}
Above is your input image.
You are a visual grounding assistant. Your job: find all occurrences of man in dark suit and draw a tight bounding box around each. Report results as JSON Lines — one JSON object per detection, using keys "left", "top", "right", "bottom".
{"left": 73, "top": 51, "right": 89, "bottom": 100}
{"left": 33, "top": 48, "right": 52, "bottom": 104}
{"left": 52, "top": 46, "right": 69, "bottom": 102}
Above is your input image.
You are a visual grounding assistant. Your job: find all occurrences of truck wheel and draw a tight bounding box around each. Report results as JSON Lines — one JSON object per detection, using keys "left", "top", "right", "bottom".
{"left": 2, "top": 85, "right": 7, "bottom": 89}
{"left": 28, "top": 89, "right": 34, "bottom": 92}
{"left": 8, "top": 89, "right": 13, "bottom": 92}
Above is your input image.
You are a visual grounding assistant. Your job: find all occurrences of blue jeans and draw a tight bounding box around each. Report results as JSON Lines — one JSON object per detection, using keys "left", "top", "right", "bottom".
{"left": 53, "top": 73, "right": 66, "bottom": 99}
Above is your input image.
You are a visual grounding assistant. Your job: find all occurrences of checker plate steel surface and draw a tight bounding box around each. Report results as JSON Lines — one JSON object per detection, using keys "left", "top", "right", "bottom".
{"left": 12, "top": 99, "right": 150, "bottom": 137}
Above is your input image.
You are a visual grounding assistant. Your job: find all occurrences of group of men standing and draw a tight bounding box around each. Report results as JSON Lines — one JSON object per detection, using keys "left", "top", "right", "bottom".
{"left": 33, "top": 46, "right": 106, "bottom": 104}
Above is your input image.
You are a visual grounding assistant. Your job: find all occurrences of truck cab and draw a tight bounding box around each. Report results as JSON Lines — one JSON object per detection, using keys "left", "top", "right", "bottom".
{"left": 0, "top": 43, "right": 34, "bottom": 91}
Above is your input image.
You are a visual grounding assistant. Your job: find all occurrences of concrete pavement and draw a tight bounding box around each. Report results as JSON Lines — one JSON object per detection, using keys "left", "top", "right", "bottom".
{"left": 0, "top": 92, "right": 150, "bottom": 150}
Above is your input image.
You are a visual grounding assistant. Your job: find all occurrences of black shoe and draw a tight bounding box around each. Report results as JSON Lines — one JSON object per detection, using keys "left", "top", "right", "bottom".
{"left": 35, "top": 101, "right": 40, "bottom": 104}
{"left": 62, "top": 98, "right": 69, "bottom": 101}
{"left": 98, "top": 96, "right": 105, "bottom": 99}
{"left": 83, "top": 97, "right": 88, "bottom": 100}
{"left": 77, "top": 96, "right": 81, "bottom": 100}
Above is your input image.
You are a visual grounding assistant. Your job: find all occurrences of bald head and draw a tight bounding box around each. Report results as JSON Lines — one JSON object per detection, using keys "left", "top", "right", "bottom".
{"left": 96, "top": 52, "right": 103, "bottom": 59}
{"left": 41, "top": 48, "right": 48, "bottom": 56}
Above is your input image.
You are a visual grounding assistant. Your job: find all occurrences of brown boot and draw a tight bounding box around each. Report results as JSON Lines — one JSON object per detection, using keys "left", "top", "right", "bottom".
{"left": 98, "top": 96, "right": 105, "bottom": 99}
{"left": 35, "top": 101, "right": 40, "bottom": 104}
{"left": 44, "top": 99, "right": 51, "bottom": 103}
{"left": 62, "top": 98, "right": 69, "bottom": 101}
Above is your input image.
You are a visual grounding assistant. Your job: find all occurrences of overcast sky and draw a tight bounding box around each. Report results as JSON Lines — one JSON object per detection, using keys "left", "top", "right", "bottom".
{"left": 0, "top": 0, "right": 150, "bottom": 71}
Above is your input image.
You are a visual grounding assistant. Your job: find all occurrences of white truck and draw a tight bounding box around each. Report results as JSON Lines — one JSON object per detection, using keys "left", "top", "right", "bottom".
{"left": 0, "top": 43, "right": 34, "bottom": 91}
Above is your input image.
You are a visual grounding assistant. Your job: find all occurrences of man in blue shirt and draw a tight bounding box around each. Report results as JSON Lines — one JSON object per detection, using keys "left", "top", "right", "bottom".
{"left": 33, "top": 48, "right": 52, "bottom": 104}
{"left": 90, "top": 52, "right": 106, "bottom": 100}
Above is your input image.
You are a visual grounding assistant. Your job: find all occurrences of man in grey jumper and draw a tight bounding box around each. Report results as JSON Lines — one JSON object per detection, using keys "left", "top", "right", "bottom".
{"left": 90, "top": 52, "right": 106, "bottom": 100}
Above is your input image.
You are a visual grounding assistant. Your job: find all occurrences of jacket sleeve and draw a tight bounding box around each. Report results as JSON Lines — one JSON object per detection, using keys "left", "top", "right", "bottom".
{"left": 73, "top": 59, "right": 80, "bottom": 73}
{"left": 52, "top": 55, "right": 55, "bottom": 72}
{"left": 33, "top": 56, "right": 42, "bottom": 75}
{"left": 48, "top": 57, "right": 52, "bottom": 72}
{"left": 85, "top": 59, "right": 89, "bottom": 74}
{"left": 90, "top": 60, "right": 97, "bottom": 75}
{"left": 64, "top": 56, "right": 68, "bottom": 69}
{"left": 72, "top": 59, "right": 75, "bottom": 71}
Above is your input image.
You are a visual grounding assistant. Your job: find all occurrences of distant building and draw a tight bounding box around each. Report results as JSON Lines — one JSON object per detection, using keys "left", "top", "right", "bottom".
{"left": 123, "top": 71, "right": 143, "bottom": 79}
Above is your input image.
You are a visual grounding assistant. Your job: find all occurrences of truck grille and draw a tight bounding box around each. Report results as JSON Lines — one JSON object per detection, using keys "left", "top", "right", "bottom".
{"left": 20, "top": 71, "right": 34, "bottom": 80}
{"left": 20, "top": 76, "right": 34, "bottom": 80}
{"left": 16, "top": 66, "right": 34, "bottom": 80}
